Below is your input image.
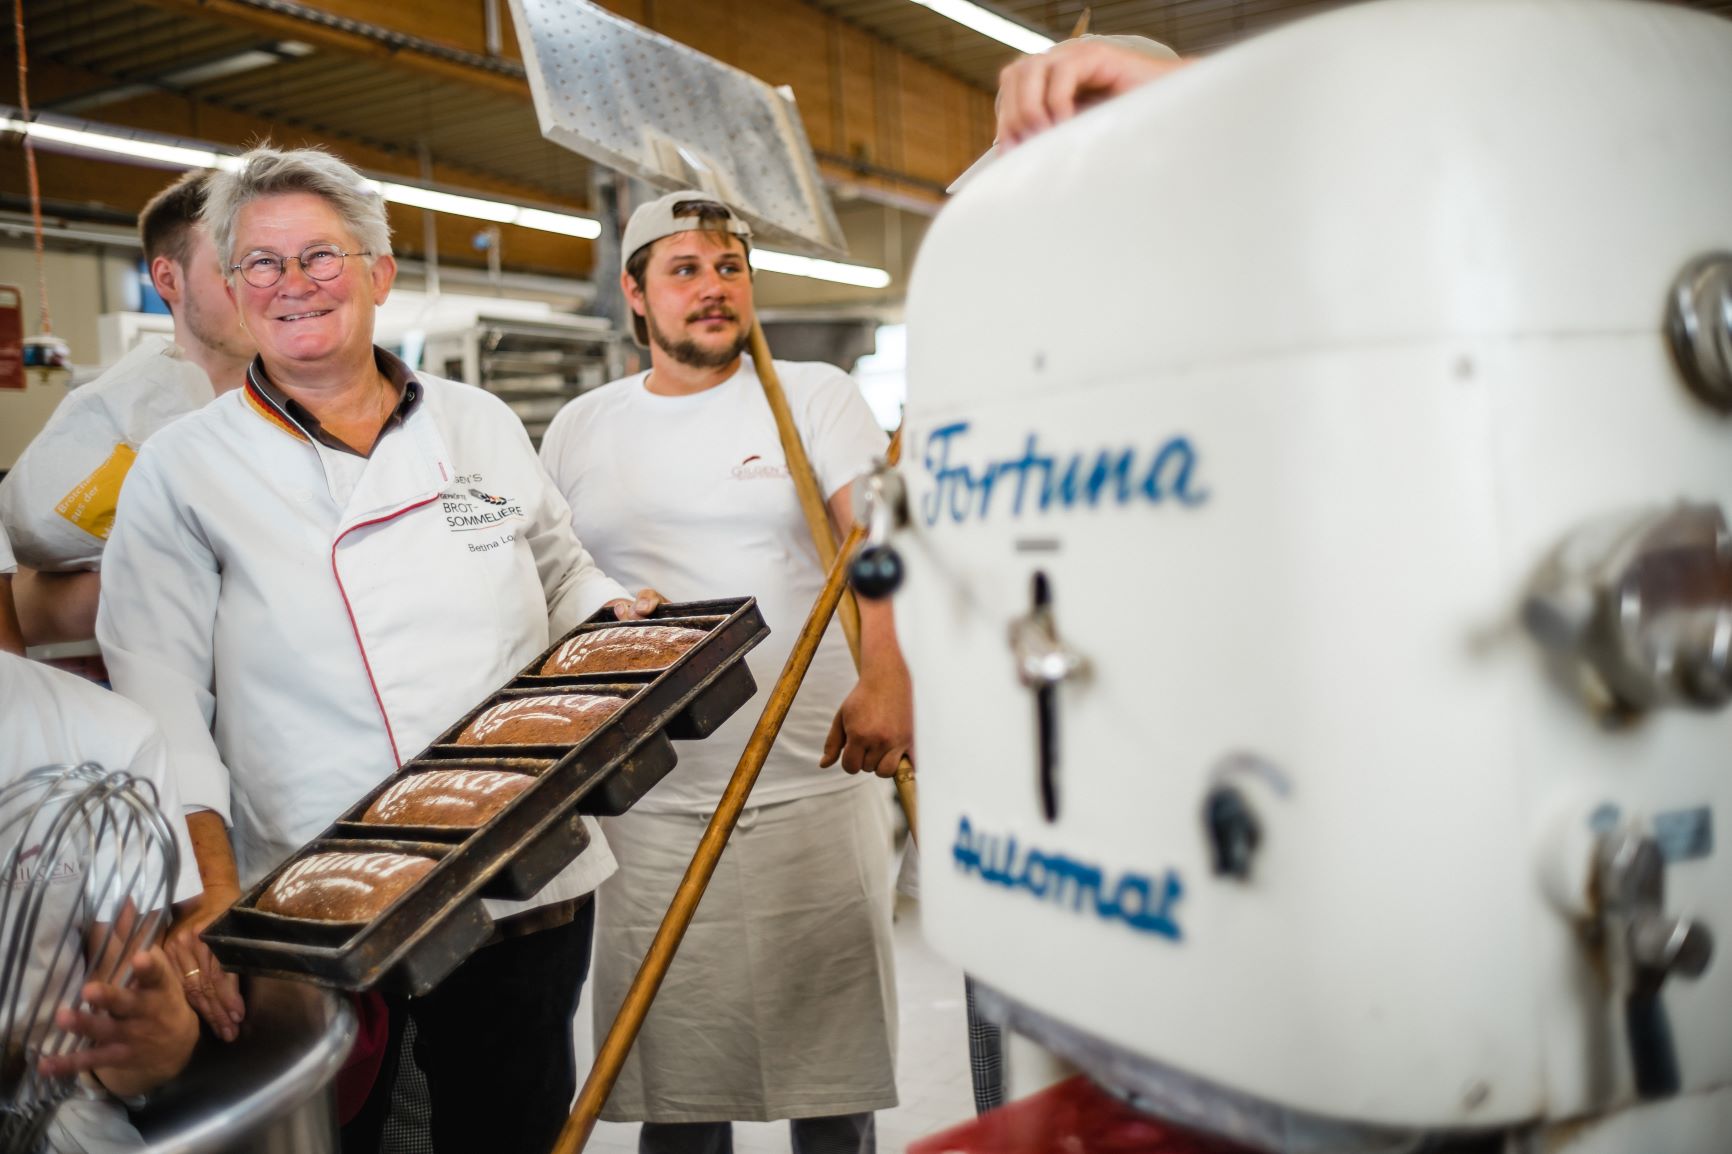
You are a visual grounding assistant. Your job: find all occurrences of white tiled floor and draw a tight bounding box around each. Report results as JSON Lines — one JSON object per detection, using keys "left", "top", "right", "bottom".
{"left": 577, "top": 892, "right": 976, "bottom": 1154}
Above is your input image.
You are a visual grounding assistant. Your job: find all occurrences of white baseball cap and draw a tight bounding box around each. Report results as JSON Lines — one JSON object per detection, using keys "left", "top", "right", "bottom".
{"left": 622, "top": 190, "right": 753, "bottom": 265}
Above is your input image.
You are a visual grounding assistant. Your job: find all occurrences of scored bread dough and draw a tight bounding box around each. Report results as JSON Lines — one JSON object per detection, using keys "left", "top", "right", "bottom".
{"left": 362, "top": 768, "right": 534, "bottom": 827}
{"left": 540, "top": 625, "right": 706, "bottom": 676}
{"left": 257, "top": 851, "right": 436, "bottom": 922}
{"left": 455, "top": 694, "right": 625, "bottom": 746}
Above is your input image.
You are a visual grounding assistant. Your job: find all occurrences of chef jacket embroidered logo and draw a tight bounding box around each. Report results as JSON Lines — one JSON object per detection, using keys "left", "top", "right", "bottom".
{"left": 443, "top": 473, "right": 524, "bottom": 532}
{"left": 733, "top": 454, "right": 790, "bottom": 482}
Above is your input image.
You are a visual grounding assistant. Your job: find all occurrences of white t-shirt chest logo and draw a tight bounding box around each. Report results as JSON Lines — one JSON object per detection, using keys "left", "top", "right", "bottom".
{"left": 731, "top": 454, "right": 791, "bottom": 482}
{"left": 2, "top": 845, "right": 82, "bottom": 889}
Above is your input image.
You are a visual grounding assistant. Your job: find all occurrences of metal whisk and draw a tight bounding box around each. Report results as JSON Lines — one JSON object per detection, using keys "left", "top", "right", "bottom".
{"left": 0, "top": 763, "right": 181, "bottom": 1154}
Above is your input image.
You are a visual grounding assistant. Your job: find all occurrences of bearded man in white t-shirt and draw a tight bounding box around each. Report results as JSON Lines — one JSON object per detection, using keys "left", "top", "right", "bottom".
{"left": 540, "top": 192, "right": 912, "bottom": 1154}
{"left": 0, "top": 170, "right": 255, "bottom": 649}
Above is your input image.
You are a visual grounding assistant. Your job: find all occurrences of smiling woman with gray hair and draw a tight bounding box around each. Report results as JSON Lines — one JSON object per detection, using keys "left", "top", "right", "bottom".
{"left": 95, "top": 144, "right": 662, "bottom": 1154}
{"left": 202, "top": 147, "right": 392, "bottom": 279}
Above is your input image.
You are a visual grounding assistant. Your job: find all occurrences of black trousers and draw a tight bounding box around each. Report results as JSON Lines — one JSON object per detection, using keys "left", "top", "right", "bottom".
{"left": 342, "top": 900, "right": 595, "bottom": 1154}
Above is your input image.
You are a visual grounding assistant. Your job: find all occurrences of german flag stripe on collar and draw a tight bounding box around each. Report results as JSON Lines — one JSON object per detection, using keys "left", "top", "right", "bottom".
{"left": 242, "top": 369, "right": 310, "bottom": 444}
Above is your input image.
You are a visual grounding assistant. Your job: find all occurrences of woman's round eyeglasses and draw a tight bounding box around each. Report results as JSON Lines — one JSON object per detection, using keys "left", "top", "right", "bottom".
{"left": 231, "top": 246, "right": 371, "bottom": 289}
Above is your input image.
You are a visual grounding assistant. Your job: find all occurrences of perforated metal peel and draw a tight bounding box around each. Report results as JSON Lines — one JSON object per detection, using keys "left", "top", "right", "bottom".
{"left": 507, "top": 0, "right": 847, "bottom": 258}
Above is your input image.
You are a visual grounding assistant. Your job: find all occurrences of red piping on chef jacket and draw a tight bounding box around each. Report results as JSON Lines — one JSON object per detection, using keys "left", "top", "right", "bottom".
{"left": 331, "top": 497, "right": 441, "bottom": 767}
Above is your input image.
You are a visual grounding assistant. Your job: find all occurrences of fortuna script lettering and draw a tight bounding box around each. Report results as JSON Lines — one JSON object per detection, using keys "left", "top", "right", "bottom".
{"left": 952, "top": 816, "right": 1183, "bottom": 941}
{"left": 920, "top": 421, "right": 1208, "bottom": 526}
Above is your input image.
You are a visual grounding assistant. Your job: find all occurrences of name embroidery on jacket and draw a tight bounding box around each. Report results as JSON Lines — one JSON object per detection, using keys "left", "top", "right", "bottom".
{"left": 443, "top": 472, "right": 524, "bottom": 532}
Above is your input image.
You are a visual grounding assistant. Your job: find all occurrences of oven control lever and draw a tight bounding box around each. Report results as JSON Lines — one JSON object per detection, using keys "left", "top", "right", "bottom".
{"left": 849, "top": 462, "right": 908, "bottom": 600}
{"left": 1596, "top": 828, "right": 1714, "bottom": 1099}
{"left": 1203, "top": 785, "right": 1262, "bottom": 879}
{"left": 1009, "top": 574, "right": 1088, "bottom": 821}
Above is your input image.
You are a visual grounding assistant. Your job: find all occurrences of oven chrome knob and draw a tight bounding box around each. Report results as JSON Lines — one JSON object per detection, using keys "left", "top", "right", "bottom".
{"left": 1667, "top": 253, "right": 1732, "bottom": 414}
{"left": 1524, "top": 502, "right": 1732, "bottom": 713}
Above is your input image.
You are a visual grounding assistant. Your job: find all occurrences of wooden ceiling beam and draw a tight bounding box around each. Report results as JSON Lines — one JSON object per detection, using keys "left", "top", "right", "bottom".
{"left": 131, "top": 0, "right": 534, "bottom": 100}
{"left": 125, "top": 0, "right": 990, "bottom": 198}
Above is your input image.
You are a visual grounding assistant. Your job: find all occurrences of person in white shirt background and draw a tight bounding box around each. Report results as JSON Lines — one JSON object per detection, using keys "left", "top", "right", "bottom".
{"left": 540, "top": 191, "right": 912, "bottom": 1154}
{"left": 0, "top": 523, "right": 205, "bottom": 1152}
{"left": 0, "top": 170, "right": 255, "bottom": 650}
{"left": 96, "top": 145, "right": 662, "bottom": 1154}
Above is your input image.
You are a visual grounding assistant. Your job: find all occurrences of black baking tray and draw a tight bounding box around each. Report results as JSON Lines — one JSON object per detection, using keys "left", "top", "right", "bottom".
{"left": 203, "top": 597, "right": 768, "bottom": 994}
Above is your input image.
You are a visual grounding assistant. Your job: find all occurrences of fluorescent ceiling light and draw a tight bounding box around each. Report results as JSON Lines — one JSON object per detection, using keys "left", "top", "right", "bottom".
{"left": 53, "top": 42, "right": 316, "bottom": 113}
{"left": 371, "top": 181, "right": 521, "bottom": 224}
{"left": 166, "top": 50, "right": 287, "bottom": 86}
{"left": 0, "top": 117, "right": 223, "bottom": 169}
{"left": 751, "top": 249, "right": 892, "bottom": 290}
{"left": 163, "top": 41, "right": 313, "bottom": 87}
{"left": 515, "top": 208, "right": 601, "bottom": 239}
{"left": 907, "top": 0, "right": 1054, "bottom": 54}
{"left": 370, "top": 181, "right": 601, "bottom": 239}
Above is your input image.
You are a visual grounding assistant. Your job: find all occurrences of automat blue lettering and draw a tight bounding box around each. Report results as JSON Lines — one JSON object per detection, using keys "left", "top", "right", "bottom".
{"left": 920, "top": 422, "right": 1208, "bottom": 526}
{"left": 951, "top": 816, "right": 1183, "bottom": 941}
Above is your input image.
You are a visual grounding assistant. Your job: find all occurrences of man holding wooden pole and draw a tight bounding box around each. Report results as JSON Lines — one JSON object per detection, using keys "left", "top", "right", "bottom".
{"left": 540, "top": 191, "right": 912, "bottom": 1154}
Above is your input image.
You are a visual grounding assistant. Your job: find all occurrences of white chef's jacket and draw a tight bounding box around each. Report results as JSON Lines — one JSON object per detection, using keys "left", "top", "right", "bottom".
{"left": 96, "top": 355, "right": 626, "bottom": 916}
